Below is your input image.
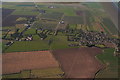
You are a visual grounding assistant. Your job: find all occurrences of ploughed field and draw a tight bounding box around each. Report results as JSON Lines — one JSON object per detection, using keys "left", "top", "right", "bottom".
{"left": 52, "top": 47, "right": 103, "bottom": 78}
{"left": 2, "top": 15, "right": 36, "bottom": 27}
{"left": 2, "top": 8, "right": 15, "bottom": 20}
{"left": 3, "top": 51, "right": 59, "bottom": 74}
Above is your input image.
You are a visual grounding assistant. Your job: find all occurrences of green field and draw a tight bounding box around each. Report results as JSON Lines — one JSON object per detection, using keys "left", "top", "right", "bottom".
{"left": 24, "top": 28, "right": 36, "bottom": 35}
{"left": 38, "top": 5, "right": 77, "bottom": 16}
{"left": 85, "top": 11, "right": 94, "bottom": 27}
{"left": 31, "top": 68, "right": 63, "bottom": 78}
{"left": 82, "top": 2, "right": 103, "bottom": 9}
{"left": 102, "top": 18, "right": 118, "bottom": 35}
{"left": 2, "top": 2, "right": 119, "bottom": 78}
{"left": 69, "top": 24, "right": 77, "bottom": 29}
{"left": 3, "top": 68, "right": 63, "bottom": 78}
{"left": 32, "top": 20, "right": 57, "bottom": 29}
{"left": 41, "top": 12, "right": 63, "bottom": 20}
{"left": 3, "top": 3, "right": 39, "bottom": 15}
{"left": 50, "top": 33, "right": 80, "bottom": 50}
{"left": 4, "top": 31, "right": 80, "bottom": 53}
{"left": 100, "top": 23, "right": 109, "bottom": 34}
{"left": 2, "top": 2, "right": 35, "bottom": 9}
{"left": 3, "top": 70, "right": 30, "bottom": 78}
{"left": 64, "top": 16, "right": 84, "bottom": 24}
{"left": 11, "top": 9, "right": 39, "bottom": 15}
{"left": 96, "top": 48, "right": 119, "bottom": 78}
{"left": 4, "top": 35, "right": 50, "bottom": 53}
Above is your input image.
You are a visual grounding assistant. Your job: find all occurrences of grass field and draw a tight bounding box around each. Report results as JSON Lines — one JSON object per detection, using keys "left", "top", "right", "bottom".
{"left": 2, "top": 26, "right": 16, "bottom": 30}
{"left": 2, "top": 2, "right": 35, "bottom": 9}
{"left": 69, "top": 24, "right": 77, "bottom": 29}
{"left": 38, "top": 5, "right": 77, "bottom": 16}
{"left": 85, "top": 11, "right": 94, "bottom": 29}
{"left": 50, "top": 35, "right": 79, "bottom": 50}
{"left": 4, "top": 32, "right": 79, "bottom": 53}
{"left": 3, "top": 70, "right": 30, "bottom": 78}
{"left": 64, "top": 16, "right": 83, "bottom": 24}
{"left": 4, "top": 35, "right": 50, "bottom": 53}
{"left": 102, "top": 18, "right": 118, "bottom": 35}
{"left": 24, "top": 28, "right": 36, "bottom": 35}
{"left": 41, "top": 12, "right": 63, "bottom": 20}
{"left": 31, "top": 68, "right": 63, "bottom": 78}
{"left": 3, "top": 68, "right": 63, "bottom": 78}
{"left": 82, "top": 2, "right": 103, "bottom": 9}
{"left": 3, "top": 3, "right": 39, "bottom": 16}
{"left": 32, "top": 20, "right": 57, "bottom": 30}
{"left": 96, "top": 48, "right": 119, "bottom": 78}
{"left": 11, "top": 9, "right": 39, "bottom": 15}
{"left": 2, "top": 21, "right": 83, "bottom": 53}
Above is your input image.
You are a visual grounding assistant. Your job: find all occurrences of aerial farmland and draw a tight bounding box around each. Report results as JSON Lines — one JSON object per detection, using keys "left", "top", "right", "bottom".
{"left": 2, "top": 2, "right": 120, "bottom": 79}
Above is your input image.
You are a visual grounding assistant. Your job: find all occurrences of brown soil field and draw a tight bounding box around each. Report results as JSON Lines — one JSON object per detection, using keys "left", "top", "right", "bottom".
{"left": 52, "top": 47, "right": 103, "bottom": 78}
{"left": 15, "top": 24, "right": 25, "bottom": 28}
{"left": 3, "top": 51, "right": 59, "bottom": 74}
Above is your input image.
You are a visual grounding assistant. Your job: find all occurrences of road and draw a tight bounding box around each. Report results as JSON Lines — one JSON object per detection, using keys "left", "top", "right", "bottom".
{"left": 54, "top": 14, "right": 65, "bottom": 35}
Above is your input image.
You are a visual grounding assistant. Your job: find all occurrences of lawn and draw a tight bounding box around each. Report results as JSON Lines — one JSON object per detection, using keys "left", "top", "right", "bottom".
{"left": 95, "top": 48, "right": 119, "bottom": 78}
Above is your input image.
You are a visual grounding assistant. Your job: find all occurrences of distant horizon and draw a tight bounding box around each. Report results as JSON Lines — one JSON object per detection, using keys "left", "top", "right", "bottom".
{"left": 1, "top": 0, "right": 119, "bottom": 2}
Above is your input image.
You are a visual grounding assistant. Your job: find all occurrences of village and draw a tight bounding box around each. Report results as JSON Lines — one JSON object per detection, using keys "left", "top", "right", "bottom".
{"left": 2, "top": 2, "right": 120, "bottom": 79}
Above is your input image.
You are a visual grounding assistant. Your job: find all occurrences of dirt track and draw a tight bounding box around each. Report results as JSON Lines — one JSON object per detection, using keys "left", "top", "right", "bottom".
{"left": 52, "top": 47, "right": 103, "bottom": 78}
{"left": 3, "top": 51, "right": 59, "bottom": 74}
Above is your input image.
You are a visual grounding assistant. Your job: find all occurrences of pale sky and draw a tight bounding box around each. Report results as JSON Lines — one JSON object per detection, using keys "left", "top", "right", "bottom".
{"left": 1, "top": 0, "right": 119, "bottom": 2}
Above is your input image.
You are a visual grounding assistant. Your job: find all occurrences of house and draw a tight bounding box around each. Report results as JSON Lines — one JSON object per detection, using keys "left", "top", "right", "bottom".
{"left": 59, "top": 20, "right": 64, "bottom": 24}
{"left": 6, "top": 41, "right": 14, "bottom": 46}
{"left": 25, "top": 35, "right": 33, "bottom": 41}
